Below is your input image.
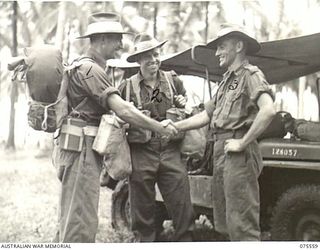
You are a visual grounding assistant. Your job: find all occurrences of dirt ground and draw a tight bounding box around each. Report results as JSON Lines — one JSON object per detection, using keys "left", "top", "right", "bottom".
{"left": 0, "top": 148, "right": 132, "bottom": 243}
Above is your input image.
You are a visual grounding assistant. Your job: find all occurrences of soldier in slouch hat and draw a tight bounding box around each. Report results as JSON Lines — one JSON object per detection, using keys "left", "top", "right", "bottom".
{"left": 172, "top": 24, "right": 276, "bottom": 241}
{"left": 118, "top": 33, "right": 194, "bottom": 242}
{"left": 54, "top": 13, "right": 178, "bottom": 243}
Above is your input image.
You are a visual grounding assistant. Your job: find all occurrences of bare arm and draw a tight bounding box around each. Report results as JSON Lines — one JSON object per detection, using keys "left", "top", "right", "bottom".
{"left": 225, "top": 93, "right": 276, "bottom": 152}
{"left": 174, "top": 110, "right": 211, "bottom": 131}
{"left": 241, "top": 93, "right": 276, "bottom": 145}
{"left": 107, "top": 93, "right": 175, "bottom": 135}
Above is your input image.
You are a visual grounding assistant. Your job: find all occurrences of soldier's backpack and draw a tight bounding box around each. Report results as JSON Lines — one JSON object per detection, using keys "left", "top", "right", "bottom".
{"left": 258, "top": 111, "right": 294, "bottom": 140}
{"left": 293, "top": 119, "right": 320, "bottom": 141}
{"left": 9, "top": 45, "right": 93, "bottom": 132}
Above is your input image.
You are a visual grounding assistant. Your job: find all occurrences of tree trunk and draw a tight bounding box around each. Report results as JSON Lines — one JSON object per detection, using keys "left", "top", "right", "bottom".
{"left": 166, "top": 2, "right": 181, "bottom": 53}
{"left": 55, "top": 1, "right": 67, "bottom": 53}
{"left": 204, "top": 1, "right": 209, "bottom": 43}
{"left": 6, "top": 1, "right": 18, "bottom": 150}
{"left": 153, "top": 2, "right": 158, "bottom": 38}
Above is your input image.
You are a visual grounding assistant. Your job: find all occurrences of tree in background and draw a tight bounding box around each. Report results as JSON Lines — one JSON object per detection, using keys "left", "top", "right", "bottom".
{"left": 1, "top": 1, "right": 320, "bottom": 149}
{"left": 6, "top": 1, "right": 18, "bottom": 150}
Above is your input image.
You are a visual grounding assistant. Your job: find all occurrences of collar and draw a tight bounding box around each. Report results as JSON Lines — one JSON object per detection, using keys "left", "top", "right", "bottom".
{"left": 223, "top": 59, "right": 249, "bottom": 78}
{"left": 85, "top": 47, "right": 106, "bottom": 69}
{"left": 137, "top": 70, "right": 172, "bottom": 99}
{"left": 137, "top": 70, "right": 167, "bottom": 86}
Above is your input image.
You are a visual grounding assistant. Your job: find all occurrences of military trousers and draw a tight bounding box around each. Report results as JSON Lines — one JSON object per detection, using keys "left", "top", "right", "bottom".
{"left": 212, "top": 138, "right": 263, "bottom": 241}
{"left": 53, "top": 136, "right": 102, "bottom": 242}
{"left": 129, "top": 139, "right": 194, "bottom": 242}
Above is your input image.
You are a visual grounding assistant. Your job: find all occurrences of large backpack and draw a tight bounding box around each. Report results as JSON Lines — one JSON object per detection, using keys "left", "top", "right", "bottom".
{"left": 24, "top": 45, "right": 63, "bottom": 103}
{"left": 8, "top": 45, "right": 93, "bottom": 132}
{"left": 258, "top": 111, "right": 294, "bottom": 140}
{"left": 293, "top": 119, "right": 320, "bottom": 141}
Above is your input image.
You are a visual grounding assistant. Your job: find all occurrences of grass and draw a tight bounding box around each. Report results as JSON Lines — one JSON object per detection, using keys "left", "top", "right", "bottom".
{"left": 0, "top": 148, "right": 132, "bottom": 243}
{"left": 0, "top": 148, "right": 270, "bottom": 243}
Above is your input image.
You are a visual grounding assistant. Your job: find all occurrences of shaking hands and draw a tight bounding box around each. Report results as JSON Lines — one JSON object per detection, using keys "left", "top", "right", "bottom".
{"left": 160, "top": 119, "right": 178, "bottom": 139}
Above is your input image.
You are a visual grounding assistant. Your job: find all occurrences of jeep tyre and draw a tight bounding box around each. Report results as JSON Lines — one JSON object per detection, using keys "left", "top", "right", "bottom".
{"left": 271, "top": 185, "right": 320, "bottom": 241}
{"left": 111, "top": 180, "right": 131, "bottom": 230}
{"left": 111, "top": 180, "right": 169, "bottom": 237}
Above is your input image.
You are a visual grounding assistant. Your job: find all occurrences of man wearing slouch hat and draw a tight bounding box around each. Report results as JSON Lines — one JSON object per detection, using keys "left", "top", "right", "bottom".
{"left": 53, "top": 13, "right": 177, "bottom": 243}
{"left": 118, "top": 33, "right": 194, "bottom": 242}
{"left": 171, "top": 24, "right": 276, "bottom": 240}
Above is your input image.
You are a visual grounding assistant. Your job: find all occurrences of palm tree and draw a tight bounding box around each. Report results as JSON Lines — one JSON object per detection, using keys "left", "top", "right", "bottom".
{"left": 6, "top": 1, "right": 18, "bottom": 150}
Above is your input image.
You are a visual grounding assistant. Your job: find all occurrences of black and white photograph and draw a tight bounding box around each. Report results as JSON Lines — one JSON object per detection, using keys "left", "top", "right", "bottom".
{"left": 1, "top": 0, "right": 320, "bottom": 247}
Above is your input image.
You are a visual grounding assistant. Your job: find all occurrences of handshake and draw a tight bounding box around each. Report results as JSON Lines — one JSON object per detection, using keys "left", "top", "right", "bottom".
{"left": 159, "top": 119, "right": 179, "bottom": 139}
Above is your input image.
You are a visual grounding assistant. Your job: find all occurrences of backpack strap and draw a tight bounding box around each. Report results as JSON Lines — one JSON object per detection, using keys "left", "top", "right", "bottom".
{"left": 54, "top": 57, "right": 95, "bottom": 128}
{"left": 67, "top": 57, "right": 96, "bottom": 116}
{"left": 129, "top": 74, "right": 143, "bottom": 109}
{"left": 125, "top": 78, "right": 131, "bottom": 102}
{"left": 128, "top": 71, "right": 176, "bottom": 109}
{"left": 56, "top": 57, "right": 95, "bottom": 103}
{"left": 69, "top": 57, "right": 95, "bottom": 70}
{"left": 163, "top": 70, "right": 177, "bottom": 105}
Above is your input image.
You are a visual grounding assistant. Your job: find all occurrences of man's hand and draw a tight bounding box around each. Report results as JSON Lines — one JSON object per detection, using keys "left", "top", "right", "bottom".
{"left": 162, "top": 124, "right": 178, "bottom": 139}
{"left": 224, "top": 138, "right": 246, "bottom": 153}
{"left": 161, "top": 119, "right": 176, "bottom": 128}
{"left": 160, "top": 119, "right": 178, "bottom": 139}
{"left": 174, "top": 95, "right": 187, "bottom": 108}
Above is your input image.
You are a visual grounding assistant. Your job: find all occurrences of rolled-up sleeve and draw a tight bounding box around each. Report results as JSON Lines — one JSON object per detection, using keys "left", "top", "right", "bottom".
{"left": 245, "top": 70, "right": 274, "bottom": 104}
{"left": 99, "top": 87, "right": 120, "bottom": 108}
{"left": 117, "top": 79, "right": 128, "bottom": 100}
{"left": 77, "top": 62, "right": 120, "bottom": 110}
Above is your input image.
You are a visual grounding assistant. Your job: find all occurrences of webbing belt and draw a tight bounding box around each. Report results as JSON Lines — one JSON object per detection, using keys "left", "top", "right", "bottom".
{"left": 212, "top": 128, "right": 247, "bottom": 141}
{"left": 60, "top": 124, "right": 98, "bottom": 137}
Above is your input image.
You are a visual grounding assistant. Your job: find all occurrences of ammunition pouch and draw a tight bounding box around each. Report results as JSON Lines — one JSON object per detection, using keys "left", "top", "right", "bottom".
{"left": 59, "top": 118, "right": 86, "bottom": 152}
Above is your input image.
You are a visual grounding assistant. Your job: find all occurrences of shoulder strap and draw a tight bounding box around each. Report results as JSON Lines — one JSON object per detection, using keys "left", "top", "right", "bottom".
{"left": 163, "top": 70, "right": 177, "bottom": 93}
{"left": 66, "top": 57, "right": 95, "bottom": 111}
{"left": 63, "top": 57, "right": 95, "bottom": 75}
{"left": 46, "top": 57, "right": 94, "bottom": 129}
{"left": 129, "top": 74, "right": 142, "bottom": 109}
{"left": 163, "top": 70, "right": 177, "bottom": 105}
{"left": 54, "top": 58, "right": 93, "bottom": 105}
{"left": 125, "top": 79, "right": 131, "bottom": 102}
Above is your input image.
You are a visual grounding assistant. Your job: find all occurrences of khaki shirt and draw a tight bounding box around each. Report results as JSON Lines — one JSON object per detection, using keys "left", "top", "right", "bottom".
{"left": 205, "top": 60, "right": 273, "bottom": 131}
{"left": 119, "top": 70, "right": 186, "bottom": 121}
{"left": 67, "top": 48, "right": 120, "bottom": 125}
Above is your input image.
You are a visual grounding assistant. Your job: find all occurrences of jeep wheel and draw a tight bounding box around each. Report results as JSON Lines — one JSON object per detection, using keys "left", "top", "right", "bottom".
{"left": 271, "top": 185, "right": 320, "bottom": 241}
{"left": 111, "top": 180, "right": 169, "bottom": 236}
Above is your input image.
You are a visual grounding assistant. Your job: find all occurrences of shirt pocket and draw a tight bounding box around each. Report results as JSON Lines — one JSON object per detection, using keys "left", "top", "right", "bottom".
{"left": 231, "top": 90, "right": 252, "bottom": 122}
{"left": 223, "top": 88, "right": 245, "bottom": 118}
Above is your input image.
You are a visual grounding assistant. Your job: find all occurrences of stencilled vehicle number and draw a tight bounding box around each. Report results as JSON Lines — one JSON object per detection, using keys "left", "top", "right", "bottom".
{"left": 272, "top": 148, "right": 298, "bottom": 157}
